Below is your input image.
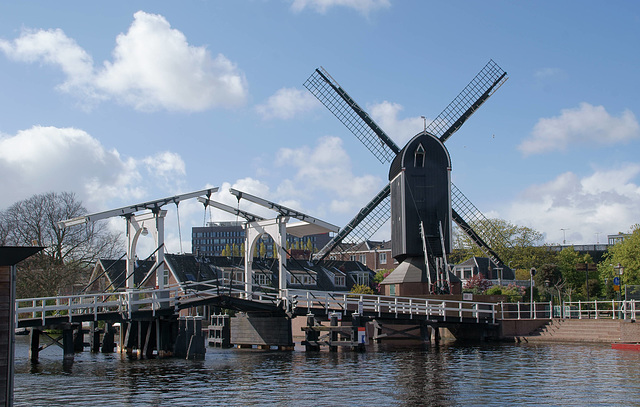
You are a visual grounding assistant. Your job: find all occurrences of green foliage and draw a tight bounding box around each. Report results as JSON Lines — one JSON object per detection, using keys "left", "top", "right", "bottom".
{"left": 485, "top": 284, "right": 526, "bottom": 302}
{"left": 599, "top": 225, "right": 640, "bottom": 289}
{"left": 350, "top": 284, "right": 375, "bottom": 295}
{"left": 374, "top": 269, "right": 393, "bottom": 284}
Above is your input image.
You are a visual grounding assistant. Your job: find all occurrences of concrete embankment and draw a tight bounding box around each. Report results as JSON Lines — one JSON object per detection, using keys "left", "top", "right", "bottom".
{"left": 508, "top": 318, "right": 640, "bottom": 344}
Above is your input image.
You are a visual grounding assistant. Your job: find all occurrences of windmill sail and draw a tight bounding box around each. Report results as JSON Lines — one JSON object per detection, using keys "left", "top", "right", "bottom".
{"left": 304, "top": 67, "right": 400, "bottom": 163}
{"left": 427, "top": 59, "right": 508, "bottom": 143}
{"left": 314, "top": 183, "right": 390, "bottom": 261}
{"left": 450, "top": 184, "right": 511, "bottom": 266}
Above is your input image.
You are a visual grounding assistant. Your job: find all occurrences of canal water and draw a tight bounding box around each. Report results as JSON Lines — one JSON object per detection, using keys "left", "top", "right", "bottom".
{"left": 13, "top": 336, "right": 640, "bottom": 406}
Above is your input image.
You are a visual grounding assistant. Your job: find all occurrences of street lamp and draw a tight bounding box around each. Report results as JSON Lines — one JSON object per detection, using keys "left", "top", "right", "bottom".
{"left": 530, "top": 267, "right": 537, "bottom": 318}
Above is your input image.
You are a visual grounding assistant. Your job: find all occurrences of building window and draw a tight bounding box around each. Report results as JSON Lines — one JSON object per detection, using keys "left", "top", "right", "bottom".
{"left": 379, "top": 252, "right": 387, "bottom": 264}
{"left": 359, "top": 254, "right": 366, "bottom": 265}
{"left": 255, "top": 273, "right": 269, "bottom": 286}
{"left": 355, "top": 273, "right": 369, "bottom": 286}
{"left": 350, "top": 255, "right": 356, "bottom": 261}
{"left": 414, "top": 144, "right": 425, "bottom": 168}
{"left": 463, "top": 267, "right": 472, "bottom": 280}
{"left": 335, "top": 276, "right": 345, "bottom": 286}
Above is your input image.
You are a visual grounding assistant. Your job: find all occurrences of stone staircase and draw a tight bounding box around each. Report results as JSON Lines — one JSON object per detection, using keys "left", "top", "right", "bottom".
{"left": 519, "top": 318, "right": 623, "bottom": 343}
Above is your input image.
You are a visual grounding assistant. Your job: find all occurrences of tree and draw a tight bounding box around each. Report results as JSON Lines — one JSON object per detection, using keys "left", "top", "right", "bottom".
{"left": 452, "top": 218, "right": 549, "bottom": 270}
{"left": 598, "top": 225, "right": 640, "bottom": 293}
{"left": 0, "top": 191, "right": 122, "bottom": 297}
{"left": 534, "top": 264, "right": 565, "bottom": 303}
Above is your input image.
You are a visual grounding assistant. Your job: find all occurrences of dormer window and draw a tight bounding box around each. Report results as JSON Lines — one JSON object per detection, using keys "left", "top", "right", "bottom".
{"left": 414, "top": 144, "right": 425, "bottom": 167}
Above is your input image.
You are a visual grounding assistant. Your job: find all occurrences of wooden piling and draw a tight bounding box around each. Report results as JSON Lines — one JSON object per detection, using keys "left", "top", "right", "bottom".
{"left": 102, "top": 323, "right": 115, "bottom": 353}
{"left": 29, "top": 329, "right": 40, "bottom": 362}
{"left": 62, "top": 327, "right": 74, "bottom": 360}
{"left": 304, "top": 314, "right": 320, "bottom": 352}
{"left": 73, "top": 325, "right": 84, "bottom": 352}
{"left": 329, "top": 314, "right": 338, "bottom": 352}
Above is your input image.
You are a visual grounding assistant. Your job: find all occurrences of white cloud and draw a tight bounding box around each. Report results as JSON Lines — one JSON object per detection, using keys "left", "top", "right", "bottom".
{"left": 256, "top": 87, "right": 319, "bottom": 119}
{"left": 277, "top": 136, "right": 383, "bottom": 214}
{"left": 504, "top": 164, "right": 640, "bottom": 244}
{"left": 0, "top": 11, "right": 248, "bottom": 112}
{"left": 290, "top": 0, "right": 391, "bottom": 15}
{"left": 0, "top": 126, "right": 189, "bottom": 210}
{"left": 519, "top": 103, "right": 640, "bottom": 155}
{"left": 368, "top": 101, "right": 424, "bottom": 146}
{"left": 142, "top": 151, "right": 187, "bottom": 180}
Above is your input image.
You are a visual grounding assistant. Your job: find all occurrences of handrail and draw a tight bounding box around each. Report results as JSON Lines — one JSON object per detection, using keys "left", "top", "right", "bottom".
{"left": 285, "top": 289, "right": 497, "bottom": 323}
{"left": 560, "top": 299, "right": 639, "bottom": 320}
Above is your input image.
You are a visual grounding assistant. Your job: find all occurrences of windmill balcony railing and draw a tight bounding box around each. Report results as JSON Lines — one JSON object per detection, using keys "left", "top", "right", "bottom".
{"left": 284, "top": 289, "right": 498, "bottom": 323}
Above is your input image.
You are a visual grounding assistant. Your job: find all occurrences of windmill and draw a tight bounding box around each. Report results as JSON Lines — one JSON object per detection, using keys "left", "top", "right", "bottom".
{"left": 304, "top": 60, "right": 510, "bottom": 294}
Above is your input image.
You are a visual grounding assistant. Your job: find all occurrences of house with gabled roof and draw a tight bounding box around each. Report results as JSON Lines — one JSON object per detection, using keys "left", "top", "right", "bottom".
{"left": 86, "top": 254, "right": 376, "bottom": 295}
{"left": 451, "top": 256, "right": 515, "bottom": 286}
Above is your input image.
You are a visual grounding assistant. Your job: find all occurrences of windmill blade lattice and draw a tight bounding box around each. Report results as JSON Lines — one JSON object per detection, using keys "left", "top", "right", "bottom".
{"left": 304, "top": 67, "right": 400, "bottom": 163}
{"left": 314, "top": 184, "right": 391, "bottom": 261}
{"left": 427, "top": 59, "right": 508, "bottom": 143}
{"left": 451, "top": 183, "right": 511, "bottom": 265}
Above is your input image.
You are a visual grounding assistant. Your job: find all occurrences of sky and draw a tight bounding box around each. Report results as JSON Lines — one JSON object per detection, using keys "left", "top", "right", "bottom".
{"left": 1, "top": 0, "right": 639, "bottom": 255}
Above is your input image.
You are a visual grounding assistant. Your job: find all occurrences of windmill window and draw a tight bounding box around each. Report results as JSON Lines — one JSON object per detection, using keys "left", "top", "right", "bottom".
{"left": 414, "top": 144, "right": 425, "bottom": 168}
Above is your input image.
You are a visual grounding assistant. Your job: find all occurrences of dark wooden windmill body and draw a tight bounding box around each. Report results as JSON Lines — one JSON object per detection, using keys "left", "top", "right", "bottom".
{"left": 390, "top": 131, "right": 452, "bottom": 262}
{"left": 304, "top": 60, "right": 510, "bottom": 294}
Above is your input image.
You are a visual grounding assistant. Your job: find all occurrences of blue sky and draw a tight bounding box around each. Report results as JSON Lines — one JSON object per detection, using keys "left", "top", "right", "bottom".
{"left": 1, "top": 0, "right": 639, "bottom": 254}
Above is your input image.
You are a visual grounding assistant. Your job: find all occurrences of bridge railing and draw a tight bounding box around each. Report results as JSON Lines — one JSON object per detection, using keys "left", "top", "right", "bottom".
{"left": 497, "top": 302, "right": 552, "bottom": 320}
{"left": 284, "top": 289, "right": 497, "bottom": 323}
{"left": 559, "top": 300, "right": 639, "bottom": 320}
{"left": 16, "top": 287, "right": 181, "bottom": 324}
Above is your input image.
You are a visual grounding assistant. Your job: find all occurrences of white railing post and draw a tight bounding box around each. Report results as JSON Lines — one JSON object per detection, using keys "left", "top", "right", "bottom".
{"left": 578, "top": 301, "right": 582, "bottom": 319}
{"left": 409, "top": 299, "right": 413, "bottom": 319}
{"left": 517, "top": 301, "right": 521, "bottom": 320}
{"left": 394, "top": 297, "right": 398, "bottom": 318}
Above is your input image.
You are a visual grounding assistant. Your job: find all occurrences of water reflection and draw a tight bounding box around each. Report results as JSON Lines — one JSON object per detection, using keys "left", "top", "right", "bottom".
{"left": 13, "top": 336, "right": 640, "bottom": 406}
